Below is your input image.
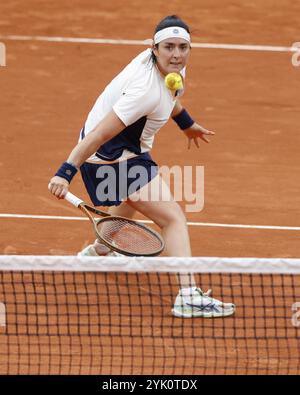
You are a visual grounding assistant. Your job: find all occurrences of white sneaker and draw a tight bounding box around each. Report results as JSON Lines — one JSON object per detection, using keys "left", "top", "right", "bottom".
{"left": 77, "top": 244, "right": 99, "bottom": 256}
{"left": 172, "top": 288, "right": 235, "bottom": 318}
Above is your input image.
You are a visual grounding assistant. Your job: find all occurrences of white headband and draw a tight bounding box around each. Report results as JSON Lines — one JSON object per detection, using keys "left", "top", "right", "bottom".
{"left": 153, "top": 26, "right": 191, "bottom": 45}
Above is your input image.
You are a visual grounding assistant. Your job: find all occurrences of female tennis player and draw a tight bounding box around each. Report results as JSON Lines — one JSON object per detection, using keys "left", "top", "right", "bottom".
{"left": 48, "top": 15, "right": 235, "bottom": 318}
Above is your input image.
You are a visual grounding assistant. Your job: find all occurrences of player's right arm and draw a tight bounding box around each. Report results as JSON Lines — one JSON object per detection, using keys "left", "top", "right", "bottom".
{"left": 67, "top": 111, "right": 125, "bottom": 168}
{"left": 49, "top": 74, "right": 157, "bottom": 199}
{"left": 48, "top": 110, "right": 125, "bottom": 199}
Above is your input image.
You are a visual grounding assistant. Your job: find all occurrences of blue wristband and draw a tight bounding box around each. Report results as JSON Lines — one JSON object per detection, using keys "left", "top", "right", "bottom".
{"left": 172, "top": 109, "right": 194, "bottom": 130}
{"left": 55, "top": 162, "right": 78, "bottom": 183}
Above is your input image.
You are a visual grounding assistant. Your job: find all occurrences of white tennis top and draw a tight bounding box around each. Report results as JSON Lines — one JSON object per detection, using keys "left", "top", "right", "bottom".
{"left": 80, "top": 48, "right": 185, "bottom": 162}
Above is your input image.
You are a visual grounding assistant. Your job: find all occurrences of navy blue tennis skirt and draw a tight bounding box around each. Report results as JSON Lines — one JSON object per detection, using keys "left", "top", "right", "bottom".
{"left": 80, "top": 152, "right": 158, "bottom": 206}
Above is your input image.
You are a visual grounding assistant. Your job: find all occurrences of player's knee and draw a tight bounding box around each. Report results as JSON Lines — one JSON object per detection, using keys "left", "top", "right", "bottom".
{"left": 158, "top": 204, "right": 187, "bottom": 229}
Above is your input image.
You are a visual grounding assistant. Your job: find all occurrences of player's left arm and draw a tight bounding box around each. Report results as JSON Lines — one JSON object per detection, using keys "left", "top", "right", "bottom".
{"left": 171, "top": 100, "right": 215, "bottom": 149}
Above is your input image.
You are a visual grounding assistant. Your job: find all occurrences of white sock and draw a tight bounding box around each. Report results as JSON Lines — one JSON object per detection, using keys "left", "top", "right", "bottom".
{"left": 180, "top": 287, "right": 198, "bottom": 303}
{"left": 180, "top": 287, "right": 197, "bottom": 296}
{"left": 78, "top": 245, "right": 99, "bottom": 256}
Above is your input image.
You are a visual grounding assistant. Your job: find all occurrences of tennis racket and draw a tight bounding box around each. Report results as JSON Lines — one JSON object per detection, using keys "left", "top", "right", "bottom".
{"left": 65, "top": 192, "right": 164, "bottom": 257}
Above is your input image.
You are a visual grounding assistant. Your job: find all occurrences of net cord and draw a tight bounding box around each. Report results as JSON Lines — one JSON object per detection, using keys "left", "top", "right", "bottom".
{"left": 0, "top": 255, "right": 300, "bottom": 273}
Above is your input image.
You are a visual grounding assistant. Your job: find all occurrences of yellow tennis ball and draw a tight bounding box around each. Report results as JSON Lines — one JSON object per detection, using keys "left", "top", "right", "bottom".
{"left": 165, "top": 73, "right": 183, "bottom": 91}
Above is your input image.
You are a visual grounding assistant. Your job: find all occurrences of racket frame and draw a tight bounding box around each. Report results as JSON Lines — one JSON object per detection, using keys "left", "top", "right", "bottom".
{"left": 65, "top": 192, "right": 164, "bottom": 257}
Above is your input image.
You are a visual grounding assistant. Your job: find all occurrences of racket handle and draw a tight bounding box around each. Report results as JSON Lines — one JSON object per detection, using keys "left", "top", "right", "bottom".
{"left": 65, "top": 192, "right": 84, "bottom": 207}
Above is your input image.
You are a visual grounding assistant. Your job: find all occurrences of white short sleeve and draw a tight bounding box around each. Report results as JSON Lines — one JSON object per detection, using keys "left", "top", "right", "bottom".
{"left": 113, "top": 80, "right": 158, "bottom": 126}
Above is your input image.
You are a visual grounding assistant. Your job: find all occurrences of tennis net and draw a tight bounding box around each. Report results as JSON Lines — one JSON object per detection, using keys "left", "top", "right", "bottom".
{"left": 0, "top": 255, "right": 300, "bottom": 375}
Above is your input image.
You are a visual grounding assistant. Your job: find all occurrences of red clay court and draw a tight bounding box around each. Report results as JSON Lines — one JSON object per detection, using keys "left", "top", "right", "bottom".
{"left": 0, "top": 0, "right": 300, "bottom": 375}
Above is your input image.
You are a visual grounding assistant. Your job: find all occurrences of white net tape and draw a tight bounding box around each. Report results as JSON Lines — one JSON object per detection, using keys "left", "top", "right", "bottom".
{"left": 0, "top": 255, "right": 300, "bottom": 273}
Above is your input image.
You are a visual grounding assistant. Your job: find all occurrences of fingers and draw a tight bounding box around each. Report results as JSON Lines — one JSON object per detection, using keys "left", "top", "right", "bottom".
{"left": 197, "top": 125, "right": 215, "bottom": 135}
{"left": 200, "top": 135, "right": 211, "bottom": 143}
{"left": 193, "top": 137, "right": 200, "bottom": 148}
{"left": 48, "top": 177, "right": 69, "bottom": 199}
{"left": 199, "top": 129, "right": 214, "bottom": 143}
{"left": 186, "top": 128, "right": 215, "bottom": 148}
{"left": 187, "top": 137, "right": 202, "bottom": 149}
{"left": 188, "top": 136, "right": 202, "bottom": 149}
{"left": 49, "top": 184, "right": 67, "bottom": 199}
{"left": 201, "top": 129, "right": 215, "bottom": 136}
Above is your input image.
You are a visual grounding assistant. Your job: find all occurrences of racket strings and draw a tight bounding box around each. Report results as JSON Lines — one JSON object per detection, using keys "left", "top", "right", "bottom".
{"left": 96, "top": 219, "right": 162, "bottom": 255}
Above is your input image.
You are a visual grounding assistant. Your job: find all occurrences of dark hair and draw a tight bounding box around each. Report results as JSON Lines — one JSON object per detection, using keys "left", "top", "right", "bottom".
{"left": 151, "top": 15, "right": 190, "bottom": 63}
{"left": 154, "top": 15, "right": 190, "bottom": 34}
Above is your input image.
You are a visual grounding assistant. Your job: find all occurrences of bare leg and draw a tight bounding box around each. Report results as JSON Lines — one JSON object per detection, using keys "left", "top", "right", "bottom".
{"left": 93, "top": 201, "right": 136, "bottom": 254}
{"left": 108, "top": 201, "right": 136, "bottom": 217}
{"left": 127, "top": 175, "right": 195, "bottom": 289}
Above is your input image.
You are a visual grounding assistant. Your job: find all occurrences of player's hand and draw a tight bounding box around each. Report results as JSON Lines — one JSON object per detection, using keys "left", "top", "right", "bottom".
{"left": 48, "top": 176, "right": 69, "bottom": 199}
{"left": 183, "top": 123, "right": 215, "bottom": 149}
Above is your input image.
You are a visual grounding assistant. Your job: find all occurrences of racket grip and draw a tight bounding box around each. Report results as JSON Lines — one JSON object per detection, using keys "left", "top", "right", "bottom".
{"left": 65, "top": 192, "right": 84, "bottom": 207}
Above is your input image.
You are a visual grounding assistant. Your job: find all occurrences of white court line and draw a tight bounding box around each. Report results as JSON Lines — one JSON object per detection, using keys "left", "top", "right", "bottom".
{"left": 0, "top": 213, "right": 299, "bottom": 231}
{"left": 0, "top": 34, "right": 298, "bottom": 52}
